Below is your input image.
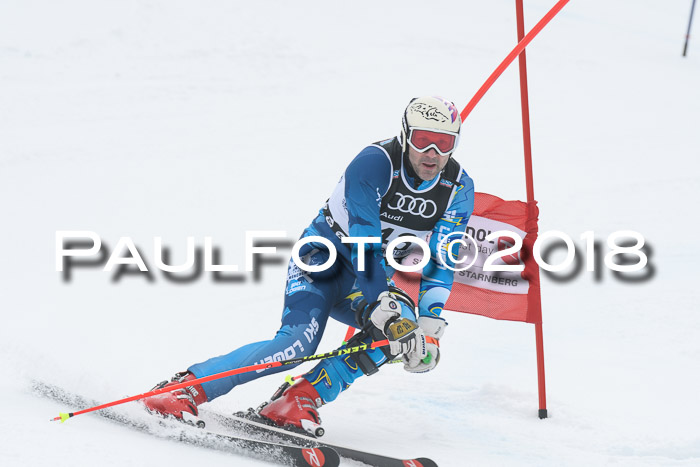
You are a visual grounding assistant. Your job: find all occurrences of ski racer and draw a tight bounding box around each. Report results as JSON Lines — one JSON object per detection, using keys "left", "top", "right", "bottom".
{"left": 144, "top": 96, "right": 475, "bottom": 434}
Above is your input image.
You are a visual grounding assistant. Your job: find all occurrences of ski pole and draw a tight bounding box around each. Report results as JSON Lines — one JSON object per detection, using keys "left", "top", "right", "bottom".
{"left": 683, "top": 0, "right": 697, "bottom": 57}
{"left": 51, "top": 339, "right": 390, "bottom": 423}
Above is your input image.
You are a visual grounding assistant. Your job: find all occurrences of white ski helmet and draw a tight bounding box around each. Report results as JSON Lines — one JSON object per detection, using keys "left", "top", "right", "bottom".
{"left": 399, "top": 96, "right": 461, "bottom": 155}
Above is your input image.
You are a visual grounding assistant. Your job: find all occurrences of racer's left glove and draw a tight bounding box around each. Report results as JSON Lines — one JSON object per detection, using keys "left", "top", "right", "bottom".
{"left": 403, "top": 316, "right": 447, "bottom": 373}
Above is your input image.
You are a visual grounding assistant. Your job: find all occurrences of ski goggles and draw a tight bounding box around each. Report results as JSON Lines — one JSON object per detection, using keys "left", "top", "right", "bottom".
{"left": 407, "top": 128, "right": 459, "bottom": 156}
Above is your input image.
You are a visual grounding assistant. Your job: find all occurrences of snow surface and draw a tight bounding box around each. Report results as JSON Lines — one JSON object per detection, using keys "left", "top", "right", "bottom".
{"left": 1, "top": 1, "right": 699, "bottom": 466}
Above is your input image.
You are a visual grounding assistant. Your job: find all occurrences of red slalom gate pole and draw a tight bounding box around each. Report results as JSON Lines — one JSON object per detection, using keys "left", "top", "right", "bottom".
{"left": 515, "top": 0, "right": 548, "bottom": 420}
{"left": 342, "top": 325, "right": 356, "bottom": 344}
{"left": 51, "top": 339, "right": 390, "bottom": 423}
{"left": 460, "top": 0, "right": 570, "bottom": 123}
{"left": 516, "top": 0, "right": 535, "bottom": 204}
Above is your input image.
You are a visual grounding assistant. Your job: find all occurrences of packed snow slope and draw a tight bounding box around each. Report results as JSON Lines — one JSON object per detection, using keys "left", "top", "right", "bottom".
{"left": 1, "top": 1, "right": 699, "bottom": 466}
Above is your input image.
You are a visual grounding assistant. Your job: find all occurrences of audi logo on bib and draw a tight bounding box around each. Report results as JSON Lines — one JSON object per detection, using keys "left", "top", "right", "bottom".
{"left": 387, "top": 193, "right": 438, "bottom": 218}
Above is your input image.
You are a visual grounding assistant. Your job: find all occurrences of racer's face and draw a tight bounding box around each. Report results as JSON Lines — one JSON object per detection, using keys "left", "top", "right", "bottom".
{"left": 407, "top": 145, "right": 450, "bottom": 181}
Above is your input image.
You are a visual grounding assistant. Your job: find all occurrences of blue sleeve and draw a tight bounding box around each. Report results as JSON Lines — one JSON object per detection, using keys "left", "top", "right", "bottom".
{"left": 418, "top": 169, "right": 475, "bottom": 318}
{"left": 344, "top": 147, "right": 392, "bottom": 303}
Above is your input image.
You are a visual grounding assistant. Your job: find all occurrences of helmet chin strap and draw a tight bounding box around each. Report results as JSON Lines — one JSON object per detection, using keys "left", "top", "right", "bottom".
{"left": 403, "top": 151, "right": 425, "bottom": 189}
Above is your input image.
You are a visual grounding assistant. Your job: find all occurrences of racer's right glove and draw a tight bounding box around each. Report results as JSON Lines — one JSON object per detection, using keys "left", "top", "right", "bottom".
{"left": 403, "top": 316, "right": 446, "bottom": 373}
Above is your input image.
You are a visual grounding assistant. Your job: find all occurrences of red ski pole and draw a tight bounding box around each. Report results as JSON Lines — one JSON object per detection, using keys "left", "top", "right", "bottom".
{"left": 51, "top": 339, "right": 389, "bottom": 423}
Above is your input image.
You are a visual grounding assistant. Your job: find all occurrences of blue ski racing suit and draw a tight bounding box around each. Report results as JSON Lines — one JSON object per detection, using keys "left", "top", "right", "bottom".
{"left": 188, "top": 136, "right": 474, "bottom": 404}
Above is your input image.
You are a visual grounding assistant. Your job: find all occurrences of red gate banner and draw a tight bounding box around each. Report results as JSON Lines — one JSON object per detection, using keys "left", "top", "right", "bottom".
{"left": 393, "top": 192, "right": 541, "bottom": 324}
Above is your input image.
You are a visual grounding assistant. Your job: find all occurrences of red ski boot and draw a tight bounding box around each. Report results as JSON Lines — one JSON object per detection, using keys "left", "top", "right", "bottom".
{"left": 258, "top": 379, "right": 325, "bottom": 437}
{"left": 142, "top": 372, "right": 207, "bottom": 426}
